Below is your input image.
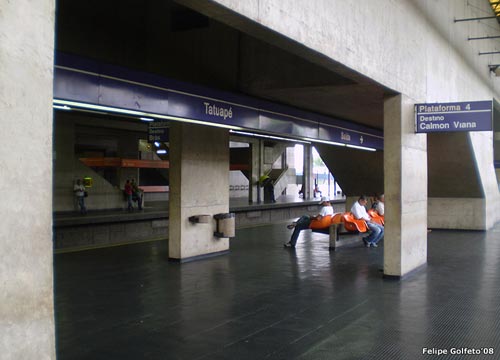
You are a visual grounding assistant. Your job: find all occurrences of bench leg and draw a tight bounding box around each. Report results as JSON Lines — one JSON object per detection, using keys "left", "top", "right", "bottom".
{"left": 329, "top": 224, "right": 339, "bottom": 251}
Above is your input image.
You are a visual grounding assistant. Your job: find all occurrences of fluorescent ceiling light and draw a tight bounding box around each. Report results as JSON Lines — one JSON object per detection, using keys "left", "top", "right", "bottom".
{"left": 230, "top": 130, "right": 310, "bottom": 143}
{"left": 53, "top": 105, "right": 71, "bottom": 111}
{"left": 154, "top": 142, "right": 160, "bottom": 147}
{"left": 156, "top": 149, "right": 167, "bottom": 154}
{"left": 152, "top": 113, "right": 244, "bottom": 130}
{"left": 304, "top": 138, "right": 346, "bottom": 147}
{"left": 53, "top": 99, "right": 147, "bottom": 116}
{"left": 52, "top": 99, "right": 378, "bottom": 150}
{"left": 52, "top": 99, "right": 245, "bottom": 130}
{"left": 346, "top": 144, "right": 376, "bottom": 152}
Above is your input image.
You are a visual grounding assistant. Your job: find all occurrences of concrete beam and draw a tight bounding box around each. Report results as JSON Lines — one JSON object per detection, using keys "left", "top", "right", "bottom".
{"left": 315, "top": 144, "right": 384, "bottom": 197}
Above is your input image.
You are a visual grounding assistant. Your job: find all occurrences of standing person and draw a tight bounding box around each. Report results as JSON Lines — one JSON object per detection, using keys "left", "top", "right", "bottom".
{"left": 131, "top": 179, "right": 143, "bottom": 210}
{"left": 351, "top": 195, "right": 384, "bottom": 247}
{"left": 284, "top": 196, "right": 334, "bottom": 248}
{"left": 124, "top": 179, "right": 133, "bottom": 211}
{"left": 73, "top": 179, "right": 87, "bottom": 214}
{"left": 313, "top": 185, "right": 322, "bottom": 198}
{"left": 260, "top": 175, "right": 276, "bottom": 203}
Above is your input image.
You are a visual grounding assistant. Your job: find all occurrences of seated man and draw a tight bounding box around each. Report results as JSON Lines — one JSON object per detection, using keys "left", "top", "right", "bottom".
{"left": 372, "top": 194, "right": 384, "bottom": 216}
{"left": 284, "top": 196, "right": 334, "bottom": 248}
{"left": 352, "top": 195, "right": 384, "bottom": 247}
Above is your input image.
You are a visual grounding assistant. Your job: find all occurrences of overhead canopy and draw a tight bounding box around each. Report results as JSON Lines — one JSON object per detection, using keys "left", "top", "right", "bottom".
{"left": 54, "top": 53, "right": 383, "bottom": 150}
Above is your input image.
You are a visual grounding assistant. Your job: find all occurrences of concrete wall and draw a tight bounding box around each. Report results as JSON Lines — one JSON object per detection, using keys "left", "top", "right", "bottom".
{"left": 169, "top": 123, "right": 230, "bottom": 260}
{"left": 54, "top": 219, "right": 168, "bottom": 251}
{"left": 0, "top": 0, "right": 56, "bottom": 359}
{"left": 194, "top": 0, "right": 500, "bottom": 229}
{"left": 195, "top": 0, "right": 498, "bottom": 100}
{"left": 315, "top": 143, "right": 384, "bottom": 197}
{"left": 427, "top": 133, "right": 483, "bottom": 198}
{"left": 229, "top": 171, "right": 249, "bottom": 198}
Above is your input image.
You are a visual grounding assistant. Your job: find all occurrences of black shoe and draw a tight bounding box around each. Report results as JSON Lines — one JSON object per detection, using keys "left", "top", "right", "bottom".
{"left": 363, "top": 239, "right": 370, "bottom": 247}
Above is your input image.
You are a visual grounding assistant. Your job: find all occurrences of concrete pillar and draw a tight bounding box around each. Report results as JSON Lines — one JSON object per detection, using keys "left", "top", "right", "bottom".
{"left": 384, "top": 94, "right": 428, "bottom": 278}
{"left": 258, "top": 140, "right": 265, "bottom": 202}
{"left": 0, "top": 0, "right": 56, "bottom": 359}
{"left": 169, "top": 123, "right": 230, "bottom": 261}
{"left": 248, "top": 138, "right": 260, "bottom": 203}
{"left": 303, "top": 144, "right": 313, "bottom": 200}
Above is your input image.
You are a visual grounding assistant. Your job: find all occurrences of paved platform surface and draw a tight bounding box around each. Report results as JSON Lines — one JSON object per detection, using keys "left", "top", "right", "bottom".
{"left": 55, "top": 222, "right": 500, "bottom": 359}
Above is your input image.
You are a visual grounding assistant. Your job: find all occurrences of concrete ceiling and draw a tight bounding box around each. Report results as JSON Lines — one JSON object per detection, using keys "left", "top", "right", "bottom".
{"left": 56, "top": 0, "right": 391, "bottom": 132}
{"left": 176, "top": 0, "right": 392, "bottom": 131}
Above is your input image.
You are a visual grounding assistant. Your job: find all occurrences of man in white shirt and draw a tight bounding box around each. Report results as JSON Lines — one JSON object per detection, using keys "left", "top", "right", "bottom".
{"left": 373, "top": 194, "right": 384, "bottom": 216}
{"left": 284, "top": 196, "right": 334, "bottom": 248}
{"left": 73, "top": 179, "right": 87, "bottom": 214}
{"left": 351, "top": 195, "right": 384, "bottom": 247}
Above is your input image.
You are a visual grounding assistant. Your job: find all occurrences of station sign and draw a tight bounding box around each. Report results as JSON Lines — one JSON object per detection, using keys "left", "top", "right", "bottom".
{"left": 168, "top": 92, "right": 260, "bottom": 129}
{"left": 415, "top": 100, "right": 492, "bottom": 133}
{"left": 148, "top": 121, "right": 169, "bottom": 142}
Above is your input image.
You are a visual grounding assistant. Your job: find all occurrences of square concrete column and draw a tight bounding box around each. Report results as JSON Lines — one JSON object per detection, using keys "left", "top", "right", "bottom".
{"left": 248, "top": 138, "right": 262, "bottom": 203}
{"left": 303, "top": 144, "right": 313, "bottom": 200}
{"left": 384, "top": 94, "right": 428, "bottom": 278}
{"left": 169, "top": 123, "right": 230, "bottom": 261}
{"left": 0, "top": 0, "right": 56, "bottom": 358}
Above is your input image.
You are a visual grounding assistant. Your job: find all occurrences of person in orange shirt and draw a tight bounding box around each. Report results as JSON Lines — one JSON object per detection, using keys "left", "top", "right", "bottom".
{"left": 284, "top": 196, "right": 334, "bottom": 248}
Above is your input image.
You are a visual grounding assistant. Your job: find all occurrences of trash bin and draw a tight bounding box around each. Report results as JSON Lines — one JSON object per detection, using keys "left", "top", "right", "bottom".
{"left": 213, "top": 213, "right": 235, "bottom": 238}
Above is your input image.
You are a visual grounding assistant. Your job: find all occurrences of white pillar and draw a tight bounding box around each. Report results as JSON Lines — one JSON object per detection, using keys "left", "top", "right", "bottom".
{"left": 384, "top": 94, "right": 428, "bottom": 278}
{"left": 303, "top": 144, "right": 313, "bottom": 200}
{"left": 169, "top": 123, "right": 230, "bottom": 261}
{"left": 0, "top": 0, "right": 56, "bottom": 358}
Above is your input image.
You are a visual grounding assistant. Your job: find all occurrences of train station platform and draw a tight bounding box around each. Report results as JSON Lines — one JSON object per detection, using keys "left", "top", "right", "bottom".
{"left": 53, "top": 195, "right": 347, "bottom": 252}
{"left": 54, "top": 221, "right": 500, "bottom": 359}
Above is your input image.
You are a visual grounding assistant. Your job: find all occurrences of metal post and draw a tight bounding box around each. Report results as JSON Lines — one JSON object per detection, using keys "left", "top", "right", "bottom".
{"left": 479, "top": 51, "right": 500, "bottom": 55}
{"left": 468, "top": 35, "right": 500, "bottom": 41}
{"left": 454, "top": 16, "right": 497, "bottom": 22}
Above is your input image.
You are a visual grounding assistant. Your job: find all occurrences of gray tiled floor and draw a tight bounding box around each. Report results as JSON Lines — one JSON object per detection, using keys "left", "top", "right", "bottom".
{"left": 55, "top": 223, "right": 500, "bottom": 359}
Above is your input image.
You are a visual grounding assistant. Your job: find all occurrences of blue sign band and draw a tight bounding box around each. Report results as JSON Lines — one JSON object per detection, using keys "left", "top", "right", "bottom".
{"left": 54, "top": 53, "right": 384, "bottom": 149}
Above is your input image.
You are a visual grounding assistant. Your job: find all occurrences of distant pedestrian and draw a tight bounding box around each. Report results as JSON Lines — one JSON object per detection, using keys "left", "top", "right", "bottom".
{"left": 313, "top": 185, "right": 322, "bottom": 198}
{"left": 73, "top": 179, "right": 87, "bottom": 214}
{"left": 260, "top": 175, "right": 276, "bottom": 203}
{"left": 124, "top": 179, "right": 133, "bottom": 211}
{"left": 131, "top": 179, "right": 143, "bottom": 210}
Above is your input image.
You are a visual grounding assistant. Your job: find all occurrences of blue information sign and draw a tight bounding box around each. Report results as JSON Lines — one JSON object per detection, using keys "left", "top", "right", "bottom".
{"left": 148, "top": 121, "right": 169, "bottom": 142}
{"left": 415, "top": 100, "right": 492, "bottom": 133}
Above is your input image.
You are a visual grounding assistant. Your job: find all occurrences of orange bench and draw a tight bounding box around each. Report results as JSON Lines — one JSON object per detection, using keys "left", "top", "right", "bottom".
{"left": 309, "top": 212, "right": 368, "bottom": 251}
{"left": 367, "top": 209, "right": 384, "bottom": 225}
